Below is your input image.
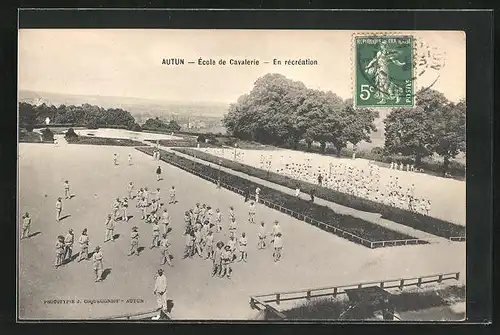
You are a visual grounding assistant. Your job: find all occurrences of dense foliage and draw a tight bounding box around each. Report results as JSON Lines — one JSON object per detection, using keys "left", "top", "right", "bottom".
{"left": 223, "top": 73, "right": 379, "bottom": 155}
{"left": 19, "top": 102, "right": 141, "bottom": 130}
{"left": 41, "top": 128, "right": 54, "bottom": 142}
{"left": 142, "top": 117, "right": 181, "bottom": 132}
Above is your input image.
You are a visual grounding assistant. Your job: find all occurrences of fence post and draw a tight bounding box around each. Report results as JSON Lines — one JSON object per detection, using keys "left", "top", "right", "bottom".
{"left": 399, "top": 279, "right": 404, "bottom": 290}
{"left": 276, "top": 294, "right": 281, "bottom": 305}
{"left": 306, "top": 291, "right": 311, "bottom": 301}
{"left": 417, "top": 277, "right": 422, "bottom": 287}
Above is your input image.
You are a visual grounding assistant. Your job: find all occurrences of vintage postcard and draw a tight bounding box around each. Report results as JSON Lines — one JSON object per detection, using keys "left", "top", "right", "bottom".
{"left": 18, "top": 29, "right": 466, "bottom": 321}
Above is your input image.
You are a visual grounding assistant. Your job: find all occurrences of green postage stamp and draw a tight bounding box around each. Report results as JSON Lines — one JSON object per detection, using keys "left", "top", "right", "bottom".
{"left": 354, "top": 35, "right": 414, "bottom": 107}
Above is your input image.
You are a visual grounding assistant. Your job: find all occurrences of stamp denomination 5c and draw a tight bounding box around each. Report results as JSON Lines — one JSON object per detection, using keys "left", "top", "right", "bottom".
{"left": 354, "top": 35, "right": 414, "bottom": 107}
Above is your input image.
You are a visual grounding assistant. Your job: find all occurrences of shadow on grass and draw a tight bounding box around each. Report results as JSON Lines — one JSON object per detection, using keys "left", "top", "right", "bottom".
{"left": 113, "top": 234, "right": 120, "bottom": 240}
{"left": 27, "top": 231, "right": 42, "bottom": 238}
{"left": 138, "top": 247, "right": 145, "bottom": 253}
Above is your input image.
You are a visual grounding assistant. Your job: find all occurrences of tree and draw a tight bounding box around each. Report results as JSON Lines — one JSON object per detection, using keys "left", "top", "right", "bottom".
{"left": 41, "top": 128, "right": 54, "bottom": 142}
{"left": 430, "top": 99, "right": 466, "bottom": 175}
{"left": 65, "top": 128, "right": 78, "bottom": 141}
{"left": 167, "top": 120, "right": 181, "bottom": 132}
{"left": 383, "top": 106, "right": 434, "bottom": 166}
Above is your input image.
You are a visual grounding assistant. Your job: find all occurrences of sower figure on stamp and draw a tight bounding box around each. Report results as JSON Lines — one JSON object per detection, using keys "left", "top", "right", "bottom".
{"left": 152, "top": 269, "right": 168, "bottom": 320}
{"left": 21, "top": 212, "right": 31, "bottom": 239}
{"left": 55, "top": 235, "right": 65, "bottom": 268}
{"left": 104, "top": 214, "right": 115, "bottom": 243}
{"left": 129, "top": 226, "right": 140, "bottom": 256}
{"left": 78, "top": 228, "right": 89, "bottom": 262}
{"left": 55, "top": 197, "right": 63, "bottom": 223}
{"left": 64, "top": 229, "right": 74, "bottom": 262}
{"left": 93, "top": 246, "right": 103, "bottom": 282}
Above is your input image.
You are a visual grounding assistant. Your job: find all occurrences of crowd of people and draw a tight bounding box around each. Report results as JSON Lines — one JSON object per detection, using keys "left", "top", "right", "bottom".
{"left": 201, "top": 149, "right": 433, "bottom": 217}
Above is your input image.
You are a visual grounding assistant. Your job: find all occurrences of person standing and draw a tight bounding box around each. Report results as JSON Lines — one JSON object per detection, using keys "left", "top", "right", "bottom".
{"left": 160, "top": 234, "right": 173, "bottom": 267}
{"left": 257, "top": 221, "right": 267, "bottom": 249}
{"left": 128, "top": 153, "right": 132, "bottom": 166}
{"left": 238, "top": 232, "right": 248, "bottom": 262}
{"left": 215, "top": 208, "right": 222, "bottom": 232}
{"left": 64, "top": 229, "right": 74, "bottom": 262}
{"left": 248, "top": 201, "right": 256, "bottom": 224}
{"left": 271, "top": 220, "right": 281, "bottom": 243}
{"left": 317, "top": 174, "right": 323, "bottom": 186}
{"left": 244, "top": 186, "right": 251, "bottom": 203}
{"left": 161, "top": 209, "right": 170, "bottom": 235}
{"left": 128, "top": 182, "right": 134, "bottom": 199}
{"left": 64, "top": 180, "right": 71, "bottom": 199}
{"left": 113, "top": 153, "right": 118, "bottom": 166}
{"left": 112, "top": 197, "right": 121, "bottom": 221}
{"left": 309, "top": 188, "right": 316, "bottom": 203}
{"left": 255, "top": 187, "right": 261, "bottom": 204}
{"left": 121, "top": 197, "right": 129, "bottom": 222}
{"left": 227, "top": 235, "right": 237, "bottom": 263}
{"left": 20, "top": 212, "right": 31, "bottom": 239}
{"left": 294, "top": 186, "right": 301, "bottom": 198}
{"left": 152, "top": 269, "right": 168, "bottom": 320}
{"left": 194, "top": 226, "right": 203, "bottom": 257}
{"left": 169, "top": 186, "right": 176, "bottom": 204}
{"left": 228, "top": 206, "right": 236, "bottom": 231}
{"left": 55, "top": 197, "right": 63, "bottom": 223}
{"left": 104, "top": 214, "right": 115, "bottom": 243}
{"left": 205, "top": 231, "right": 214, "bottom": 260}
{"left": 156, "top": 166, "right": 162, "bottom": 181}
{"left": 78, "top": 228, "right": 89, "bottom": 262}
{"left": 273, "top": 232, "right": 283, "bottom": 262}
{"left": 150, "top": 220, "right": 161, "bottom": 249}
{"left": 55, "top": 235, "right": 65, "bottom": 268}
{"left": 92, "top": 246, "right": 104, "bottom": 282}
{"left": 212, "top": 241, "right": 223, "bottom": 277}
{"left": 221, "top": 245, "right": 233, "bottom": 279}
{"left": 129, "top": 226, "right": 140, "bottom": 256}
{"left": 183, "top": 231, "right": 195, "bottom": 259}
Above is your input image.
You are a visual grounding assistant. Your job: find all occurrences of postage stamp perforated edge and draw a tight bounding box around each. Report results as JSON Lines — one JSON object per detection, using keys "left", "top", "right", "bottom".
{"left": 351, "top": 31, "right": 416, "bottom": 109}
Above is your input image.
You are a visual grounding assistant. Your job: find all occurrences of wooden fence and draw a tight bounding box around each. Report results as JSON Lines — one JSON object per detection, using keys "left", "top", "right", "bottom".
{"left": 249, "top": 272, "right": 461, "bottom": 319}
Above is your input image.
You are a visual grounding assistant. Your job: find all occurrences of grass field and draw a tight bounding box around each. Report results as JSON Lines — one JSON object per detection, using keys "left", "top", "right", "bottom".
{"left": 18, "top": 142, "right": 466, "bottom": 320}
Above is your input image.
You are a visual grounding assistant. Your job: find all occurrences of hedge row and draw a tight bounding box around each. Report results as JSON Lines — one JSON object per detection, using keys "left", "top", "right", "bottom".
{"left": 136, "top": 146, "right": 425, "bottom": 248}
{"left": 173, "top": 148, "right": 466, "bottom": 240}
{"left": 66, "top": 136, "right": 145, "bottom": 147}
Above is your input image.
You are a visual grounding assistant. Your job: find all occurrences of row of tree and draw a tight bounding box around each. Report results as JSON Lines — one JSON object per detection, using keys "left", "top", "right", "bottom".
{"left": 223, "top": 73, "right": 379, "bottom": 154}
{"left": 19, "top": 102, "right": 141, "bottom": 130}
{"left": 223, "top": 73, "right": 466, "bottom": 174}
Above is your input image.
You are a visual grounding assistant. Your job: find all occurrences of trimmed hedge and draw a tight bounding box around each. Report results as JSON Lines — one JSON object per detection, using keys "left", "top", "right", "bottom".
{"left": 136, "top": 146, "right": 425, "bottom": 247}
{"left": 173, "top": 148, "right": 465, "bottom": 240}
{"left": 66, "top": 135, "right": 145, "bottom": 147}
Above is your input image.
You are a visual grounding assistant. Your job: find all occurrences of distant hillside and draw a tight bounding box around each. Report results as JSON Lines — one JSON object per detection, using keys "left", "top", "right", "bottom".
{"left": 18, "top": 90, "right": 229, "bottom": 123}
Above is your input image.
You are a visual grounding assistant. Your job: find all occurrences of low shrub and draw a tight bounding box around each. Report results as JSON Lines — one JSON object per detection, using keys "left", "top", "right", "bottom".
{"left": 137, "top": 146, "right": 425, "bottom": 247}
{"left": 67, "top": 135, "right": 144, "bottom": 146}
{"left": 173, "top": 148, "right": 465, "bottom": 239}
{"left": 41, "top": 128, "right": 54, "bottom": 142}
{"left": 65, "top": 128, "right": 79, "bottom": 142}
{"left": 19, "top": 131, "right": 42, "bottom": 143}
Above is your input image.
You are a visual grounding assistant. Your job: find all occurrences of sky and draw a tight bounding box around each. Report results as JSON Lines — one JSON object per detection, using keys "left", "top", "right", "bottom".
{"left": 18, "top": 29, "right": 466, "bottom": 104}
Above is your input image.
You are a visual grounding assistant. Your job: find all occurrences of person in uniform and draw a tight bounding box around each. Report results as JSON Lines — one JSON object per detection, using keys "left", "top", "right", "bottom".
{"left": 238, "top": 232, "right": 248, "bottom": 262}
{"left": 55, "top": 197, "right": 63, "bottom": 223}
{"left": 221, "top": 245, "right": 233, "bottom": 279}
{"left": 144, "top": 187, "right": 150, "bottom": 205}
{"left": 205, "top": 231, "right": 214, "bottom": 260}
{"left": 228, "top": 206, "right": 236, "bottom": 232}
{"left": 183, "top": 211, "right": 192, "bottom": 235}
{"left": 64, "top": 180, "right": 71, "bottom": 199}
{"left": 121, "top": 197, "right": 129, "bottom": 222}
{"left": 211, "top": 241, "right": 223, "bottom": 277}
{"left": 258, "top": 221, "right": 267, "bottom": 249}
{"left": 193, "top": 203, "right": 201, "bottom": 224}
{"left": 255, "top": 187, "right": 261, "bottom": 204}
{"left": 128, "top": 182, "right": 134, "bottom": 199}
{"left": 153, "top": 269, "right": 168, "bottom": 320}
{"left": 21, "top": 212, "right": 31, "bottom": 239}
{"left": 183, "top": 231, "right": 195, "bottom": 259}
{"left": 140, "top": 196, "right": 148, "bottom": 220}
{"left": 136, "top": 188, "right": 144, "bottom": 205}
{"left": 156, "top": 166, "right": 162, "bottom": 181}
{"left": 161, "top": 209, "right": 170, "bottom": 235}
{"left": 55, "top": 235, "right": 65, "bottom": 268}
{"left": 78, "top": 228, "right": 89, "bottom": 262}
{"left": 273, "top": 232, "right": 283, "bottom": 262}
{"left": 160, "top": 234, "right": 173, "bottom": 266}
{"left": 215, "top": 208, "right": 222, "bottom": 232}
{"left": 104, "top": 214, "right": 115, "bottom": 243}
{"left": 169, "top": 186, "right": 176, "bottom": 204}
{"left": 93, "top": 246, "right": 104, "bottom": 282}
{"left": 150, "top": 220, "right": 161, "bottom": 249}
{"left": 112, "top": 197, "right": 121, "bottom": 221}
{"left": 271, "top": 220, "right": 281, "bottom": 243}
{"left": 128, "top": 153, "right": 132, "bottom": 165}
{"left": 155, "top": 188, "right": 161, "bottom": 203}
{"left": 194, "top": 226, "right": 203, "bottom": 257}
{"left": 227, "top": 235, "right": 237, "bottom": 262}
{"left": 150, "top": 199, "right": 159, "bottom": 217}
{"left": 248, "top": 201, "right": 256, "bottom": 224}
{"left": 129, "top": 226, "right": 140, "bottom": 256}
{"left": 64, "top": 229, "right": 75, "bottom": 262}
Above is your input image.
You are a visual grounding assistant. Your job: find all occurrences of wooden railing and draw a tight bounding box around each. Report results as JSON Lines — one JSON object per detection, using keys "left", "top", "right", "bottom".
{"left": 249, "top": 272, "right": 461, "bottom": 317}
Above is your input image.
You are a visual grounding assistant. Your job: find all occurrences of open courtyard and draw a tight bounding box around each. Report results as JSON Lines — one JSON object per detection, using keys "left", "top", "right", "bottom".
{"left": 18, "top": 140, "right": 466, "bottom": 320}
